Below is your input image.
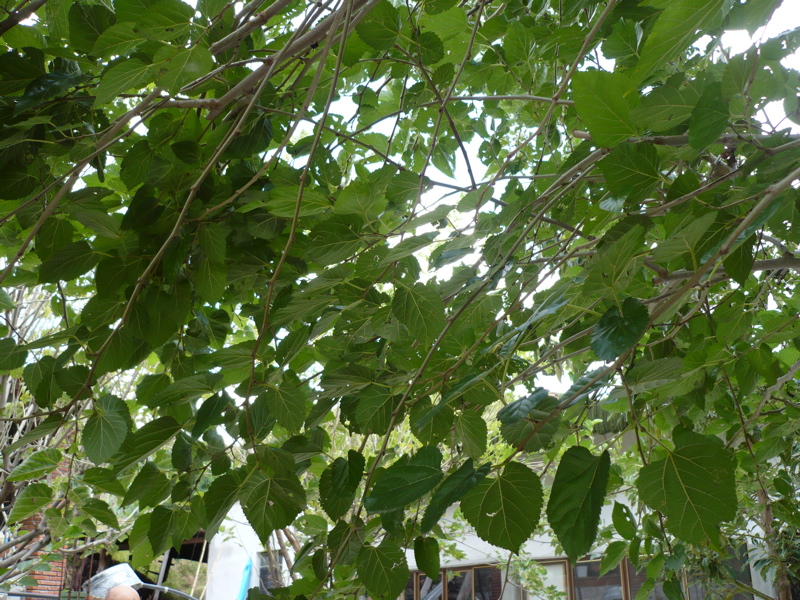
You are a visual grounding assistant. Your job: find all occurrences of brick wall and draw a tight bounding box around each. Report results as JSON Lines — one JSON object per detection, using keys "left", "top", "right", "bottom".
{"left": 18, "top": 510, "right": 66, "bottom": 596}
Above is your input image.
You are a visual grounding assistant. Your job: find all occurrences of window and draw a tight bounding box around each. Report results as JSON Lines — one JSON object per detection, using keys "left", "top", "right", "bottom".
{"left": 572, "top": 559, "right": 623, "bottom": 600}
{"left": 627, "top": 549, "right": 754, "bottom": 600}
{"left": 405, "top": 565, "right": 517, "bottom": 600}
{"left": 259, "top": 550, "right": 284, "bottom": 593}
{"left": 626, "top": 560, "right": 670, "bottom": 600}
{"left": 684, "top": 549, "right": 754, "bottom": 600}
{"left": 530, "top": 561, "right": 569, "bottom": 600}
{"left": 474, "top": 566, "right": 503, "bottom": 600}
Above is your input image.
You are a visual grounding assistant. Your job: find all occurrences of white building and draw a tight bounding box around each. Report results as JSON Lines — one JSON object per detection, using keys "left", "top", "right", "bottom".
{"left": 205, "top": 501, "right": 776, "bottom": 600}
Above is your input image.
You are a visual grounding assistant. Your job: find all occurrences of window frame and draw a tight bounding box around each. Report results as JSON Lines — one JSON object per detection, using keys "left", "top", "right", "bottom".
{"left": 407, "top": 561, "right": 571, "bottom": 600}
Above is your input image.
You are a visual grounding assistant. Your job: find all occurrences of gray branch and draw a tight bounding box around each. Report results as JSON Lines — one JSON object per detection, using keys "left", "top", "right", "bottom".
{"left": 654, "top": 256, "right": 800, "bottom": 283}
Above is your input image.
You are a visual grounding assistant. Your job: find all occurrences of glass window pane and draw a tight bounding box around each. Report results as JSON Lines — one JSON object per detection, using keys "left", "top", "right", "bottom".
{"left": 405, "top": 576, "right": 416, "bottom": 600}
{"left": 447, "top": 569, "right": 474, "bottom": 600}
{"left": 573, "top": 560, "right": 622, "bottom": 600}
{"left": 626, "top": 560, "right": 669, "bottom": 600}
{"left": 420, "top": 573, "right": 444, "bottom": 600}
{"left": 259, "top": 550, "right": 283, "bottom": 592}
{"left": 685, "top": 548, "right": 754, "bottom": 600}
{"left": 541, "top": 563, "right": 568, "bottom": 598}
{"left": 475, "top": 567, "right": 502, "bottom": 600}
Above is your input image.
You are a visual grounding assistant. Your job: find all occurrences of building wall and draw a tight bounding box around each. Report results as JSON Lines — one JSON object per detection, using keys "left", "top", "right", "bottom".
{"left": 206, "top": 503, "right": 262, "bottom": 600}
{"left": 18, "top": 514, "right": 67, "bottom": 596}
{"left": 205, "top": 500, "right": 778, "bottom": 600}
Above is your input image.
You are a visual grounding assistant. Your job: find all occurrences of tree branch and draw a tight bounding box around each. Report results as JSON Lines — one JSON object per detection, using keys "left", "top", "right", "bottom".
{"left": 572, "top": 129, "right": 800, "bottom": 147}
{"left": 209, "top": 0, "right": 297, "bottom": 55}
{"left": 653, "top": 256, "right": 800, "bottom": 283}
{"left": 0, "top": 0, "right": 47, "bottom": 37}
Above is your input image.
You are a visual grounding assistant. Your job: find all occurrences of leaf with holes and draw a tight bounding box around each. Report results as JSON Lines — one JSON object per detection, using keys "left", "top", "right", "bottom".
{"left": 357, "top": 542, "right": 409, "bottom": 600}
{"left": 460, "top": 461, "right": 542, "bottom": 553}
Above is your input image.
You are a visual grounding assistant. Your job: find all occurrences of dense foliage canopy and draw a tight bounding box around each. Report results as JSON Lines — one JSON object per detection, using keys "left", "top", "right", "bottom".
{"left": 1, "top": 0, "right": 800, "bottom": 597}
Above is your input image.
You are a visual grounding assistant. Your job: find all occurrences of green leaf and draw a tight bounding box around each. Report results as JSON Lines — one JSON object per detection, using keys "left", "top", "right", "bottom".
{"left": 636, "top": 429, "right": 737, "bottom": 543}
{"left": 600, "top": 541, "right": 629, "bottom": 576}
{"left": 688, "top": 82, "right": 729, "bottom": 149}
{"left": 91, "top": 22, "right": 144, "bottom": 58}
{"left": 356, "top": 542, "right": 409, "bottom": 600}
{"left": 602, "top": 19, "right": 640, "bottom": 63}
{"left": 7, "top": 449, "right": 62, "bottom": 482}
{"left": 93, "top": 59, "right": 155, "bottom": 107}
{"left": 0, "top": 288, "right": 15, "bottom": 310}
{"left": 663, "top": 577, "right": 685, "bottom": 600}
{"left": 266, "top": 185, "right": 331, "bottom": 217}
{"left": 591, "top": 297, "right": 649, "bottom": 361}
{"left": 129, "top": 513, "right": 154, "bottom": 569}
{"left": 334, "top": 180, "right": 387, "bottom": 220}
{"left": 83, "top": 467, "right": 126, "bottom": 496}
{"left": 722, "top": 235, "right": 755, "bottom": 286}
{"left": 421, "top": 460, "right": 489, "bottom": 532}
{"left": 39, "top": 241, "right": 98, "bottom": 283}
{"left": 6, "top": 415, "right": 63, "bottom": 453}
{"left": 120, "top": 141, "right": 153, "bottom": 190}
{"left": 0, "top": 164, "right": 38, "bottom": 199}
{"left": 355, "top": 386, "right": 395, "bottom": 434}
{"left": 261, "top": 384, "right": 306, "bottom": 433}
{"left": 355, "top": 1, "right": 400, "bottom": 51}
{"left": 546, "top": 447, "right": 611, "bottom": 564}
{"left": 727, "top": 0, "right": 781, "bottom": 34}
{"left": 319, "top": 450, "right": 365, "bottom": 521}
{"left": 460, "top": 461, "right": 542, "bottom": 553}
{"left": 572, "top": 71, "right": 638, "bottom": 147}
{"left": 0, "top": 337, "right": 27, "bottom": 371}
{"left": 414, "top": 536, "right": 440, "bottom": 580}
{"left": 84, "top": 394, "right": 130, "bottom": 464}
{"left": 23, "top": 356, "right": 61, "bottom": 408}
{"left": 134, "top": 0, "right": 194, "bottom": 41}
{"left": 82, "top": 498, "right": 120, "bottom": 529}
{"left": 112, "top": 416, "right": 182, "bottom": 473}
{"left": 392, "top": 282, "right": 446, "bottom": 346}
{"left": 455, "top": 411, "right": 487, "bottom": 459}
{"left": 498, "top": 389, "right": 559, "bottom": 452}
{"left": 7, "top": 482, "right": 53, "bottom": 524}
{"left": 381, "top": 232, "right": 438, "bottom": 265}
{"left": 306, "top": 221, "right": 363, "bottom": 265}
{"left": 17, "top": 72, "right": 85, "bottom": 111}
{"left": 365, "top": 446, "right": 443, "bottom": 513}
{"left": 630, "top": 0, "right": 725, "bottom": 87}
{"left": 148, "top": 505, "right": 178, "bottom": 555}
{"left": 193, "top": 257, "right": 227, "bottom": 302}
{"left": 632, "top": 78, "right": 700, "bottom": 132}
{"left": 153, "top": 45, "right": 214, "bottom": 94}
{"left": 204, "top": 472, "right": 245, "bottom": 537}
{"left": 414, "top": 31, "right": 445, "bottom": 65}
{"left": 198, "top": 223, "right": 228, "bottom": 262}
{"left": 69, "top": 3, "right": 116, "bottom": 54}
{"left": 0, "top": 52, "right": 44, "bottom": 95}
{"left": 122, "top": 461, "right": 172, "bottom": 508}
{"left": 651, "top": 211, "right": 716, "bottom": 264}
{"left": 242, "top": 472, "right": 306, "bottom": 545}
{"left": 136, "top": 373, "right": 171, "bottom": 404}
{"left": 148, "top": 373, "right": 224, "bottom": 407}
{"left": 612, "top": 501, "right": 638, "bottom": 540}
{"left": 597, "top": 144, "right": 661, "bottom": 204}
